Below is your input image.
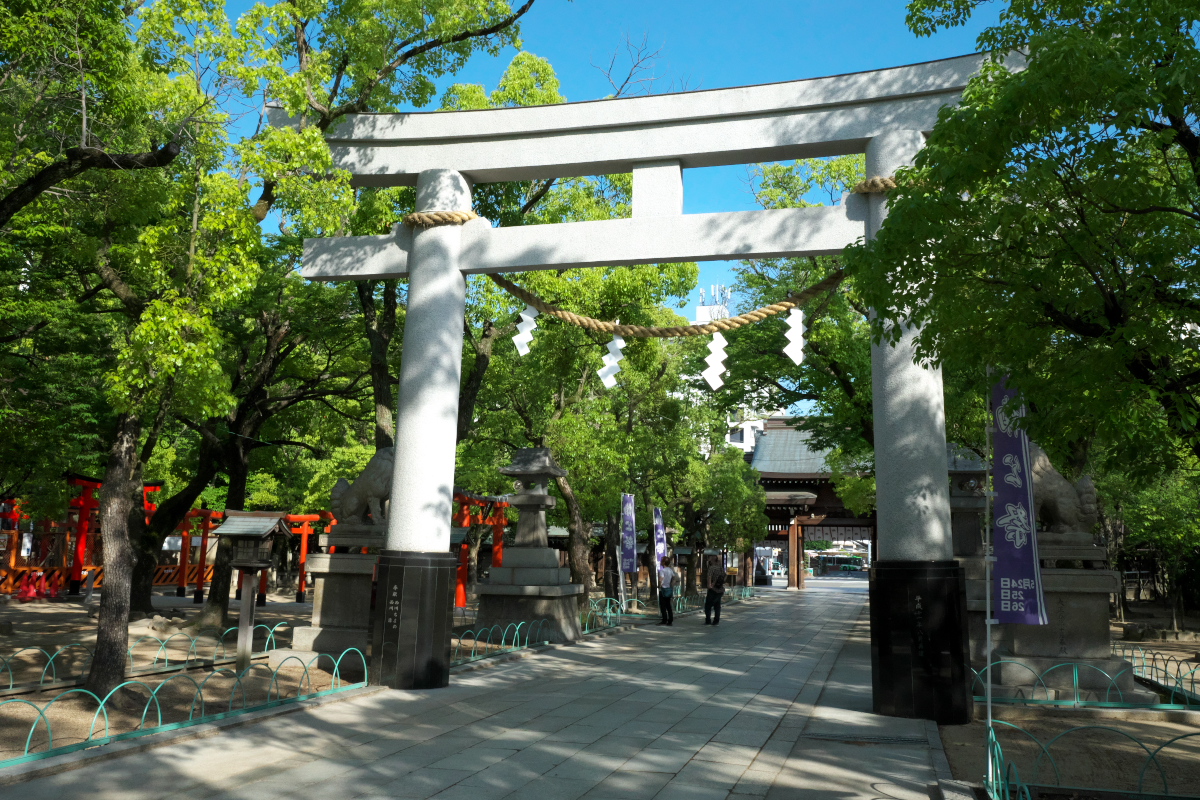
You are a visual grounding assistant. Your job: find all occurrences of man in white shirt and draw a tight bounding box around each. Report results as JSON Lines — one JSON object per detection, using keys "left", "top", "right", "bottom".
{"left": 657, "top": 556, "right": 677, "bottom": 626}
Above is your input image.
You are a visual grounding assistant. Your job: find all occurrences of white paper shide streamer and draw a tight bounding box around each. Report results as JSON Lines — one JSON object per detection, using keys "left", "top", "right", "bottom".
{"left": 783, "top": 309, "right": 806, "bottom": 365}
{"left": 512, "top": 305, "right": 539, "bottom": 356}
{"left": 599, "top": 327, "right": 626, "bottom": 388}
{"left": 702, "top": 331, "right": 728, "bottom": 390}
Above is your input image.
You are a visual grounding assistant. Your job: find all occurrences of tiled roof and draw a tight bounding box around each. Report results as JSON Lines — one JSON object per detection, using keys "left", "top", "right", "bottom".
{"left": 751, "top": 428, "right": 831, "bottom": 476}
{"left": 750, "top": 423, "right": 987, "bottom": 476}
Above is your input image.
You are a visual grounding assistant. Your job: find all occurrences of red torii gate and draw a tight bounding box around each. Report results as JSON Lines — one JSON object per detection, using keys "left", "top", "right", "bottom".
{"left": 451, "top": 490, "right": 509, "bottom": 609}
{"left": 66, "top": 475, "right": 101, "bottom": 595}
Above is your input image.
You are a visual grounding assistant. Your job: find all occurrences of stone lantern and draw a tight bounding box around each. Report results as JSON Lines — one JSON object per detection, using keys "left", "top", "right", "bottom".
{"left": 475, "top": 448, "right": 583, "bottom": 642}
{"left": 212, "top": 512, "right": 288, "bottom": 672}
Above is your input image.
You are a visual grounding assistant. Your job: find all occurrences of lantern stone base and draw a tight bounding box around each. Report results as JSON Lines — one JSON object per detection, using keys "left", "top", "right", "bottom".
{"left": 476, "top": 547, "right": 583, "bottom": 643}
{"left": 475, "top": 587, "right": 584, "bottom": 644}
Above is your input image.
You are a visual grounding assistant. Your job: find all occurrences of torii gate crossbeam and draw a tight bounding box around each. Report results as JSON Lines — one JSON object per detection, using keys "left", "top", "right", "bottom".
{"left": 296, "top": 54, "right": 986, "bottom": 722}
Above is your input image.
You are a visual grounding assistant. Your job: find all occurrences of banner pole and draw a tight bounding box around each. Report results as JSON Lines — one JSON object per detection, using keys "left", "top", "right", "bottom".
{"left": 985, "top": 373, "right": 996, "bottom": 788}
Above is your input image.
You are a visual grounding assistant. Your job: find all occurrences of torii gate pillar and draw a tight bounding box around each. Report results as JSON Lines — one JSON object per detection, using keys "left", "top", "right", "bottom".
{"left": 867, "top": 131, "right": 971, "bottom": 724}
{"left": 370, "top": 169, "right": 467, "bottom": 690}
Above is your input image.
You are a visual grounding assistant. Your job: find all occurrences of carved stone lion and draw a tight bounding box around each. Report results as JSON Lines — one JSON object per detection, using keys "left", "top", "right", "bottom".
{"left": 330, "top": 447, "right": 394, "bottom": 524}
{"left": 1029, "top": 443, "right": 1098, "bottom": 533}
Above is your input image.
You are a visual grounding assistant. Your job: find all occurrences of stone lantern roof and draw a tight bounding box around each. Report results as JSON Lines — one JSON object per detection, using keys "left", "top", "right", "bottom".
{"left": 498, "top": 448, "right": 567, "bottom": 482}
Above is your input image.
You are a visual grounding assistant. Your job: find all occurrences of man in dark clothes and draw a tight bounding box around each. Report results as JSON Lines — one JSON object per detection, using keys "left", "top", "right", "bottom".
{"left": 657, "top": 555, "right": 677, "bottom": 625}
{"left": 704, "top": 555, "right": 725, "bottom": 625}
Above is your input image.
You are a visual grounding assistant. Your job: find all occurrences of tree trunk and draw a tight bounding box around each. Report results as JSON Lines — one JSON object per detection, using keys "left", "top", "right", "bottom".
{"left": 604, "top": 513, "right": 619, "bottom": 600}
{"left": 193, "top": 449, "right": 249, "bottom": 630}
{"left": 467, "top": 525, "right": 483, "bottom": 587}
{"left": 128, "top": 433, "right": 221, "bottom": 612}
{"left": 555, "top": 475, "right": 594, "bottom": 602}
{"left": 458, "top": 320, "right": 506, "bottom": 443}
{"left": 128, "top": 525, "right": 161, "bottom": 615}
{"left": 356, "top": 280, "right": 398, "bottom": 450}
{"left": 84, "top": 413, "right": 142, "bottom": 698}
{"left": 682, "top": 501, "right": 699, "bottom": 595}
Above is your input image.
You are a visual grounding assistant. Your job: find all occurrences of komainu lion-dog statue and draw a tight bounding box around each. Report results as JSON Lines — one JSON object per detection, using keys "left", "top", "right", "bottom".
{"left": 1030, "top": 443, "right": 1098, "bottom": 533}
{"left": 330, "top": 447, "right": 394, "bottom": 524}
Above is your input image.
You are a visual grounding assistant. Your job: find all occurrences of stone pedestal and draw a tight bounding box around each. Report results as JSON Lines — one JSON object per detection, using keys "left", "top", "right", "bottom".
{"left": 477, "top": 547, "right": 583, "bottom": 642}
{"left": 290, "top": 525, "right": 382, "bottom": 657}
{"left": 960, "top": 530, "right": 1155, "bottom": 701}
{"left": 476, "top": 448, "right": 584, "bottom": 643}
{"left": 371, "top": 550, "right": 456, "bottom": 689}
{"left": 869, "top": 561, "right": 972, "bottom": 724}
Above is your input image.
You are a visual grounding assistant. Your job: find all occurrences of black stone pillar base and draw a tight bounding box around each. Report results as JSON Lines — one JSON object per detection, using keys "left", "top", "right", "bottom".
{"left": 193, "top": 588, "right": 205, "bottom": 603}
{"left": 68, "top": 579, "right": 82, "bottom": 597}
{"left": 869, "top": 560, "right": 971, "bottom": 724}
{"left": 370, "top": 550, "right": 456, "bottom": 690}
{"left": 176, "top": 586, "right": 186, "bottom": 598}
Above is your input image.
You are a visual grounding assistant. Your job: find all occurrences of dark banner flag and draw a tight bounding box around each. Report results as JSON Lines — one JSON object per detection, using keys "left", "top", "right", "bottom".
{"left": 652, "top": 507, "right": 668, "bottom": 566}
{"left": 992, "top": 379, "right": 1048, "bottom": 625}
{"left": 620, "top": 494, "right": 637, "bottom": 573}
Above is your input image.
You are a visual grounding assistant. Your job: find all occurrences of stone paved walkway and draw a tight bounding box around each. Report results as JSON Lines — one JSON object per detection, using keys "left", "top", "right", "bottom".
{"left": 11, "top": 579, "right": 948, "bottom": 799}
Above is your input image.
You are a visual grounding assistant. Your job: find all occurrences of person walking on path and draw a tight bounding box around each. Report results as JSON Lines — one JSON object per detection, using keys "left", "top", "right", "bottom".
{"left": 657, "top": 556, "right": 677, "bottom": 625}
{"left": 704, "top": 555, "right": 726, "bottom": 625}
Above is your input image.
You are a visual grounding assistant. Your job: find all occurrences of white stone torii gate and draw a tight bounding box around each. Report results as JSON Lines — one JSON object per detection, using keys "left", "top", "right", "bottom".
{"left": 295, "top": 54, "right": 981, "bottom": 717}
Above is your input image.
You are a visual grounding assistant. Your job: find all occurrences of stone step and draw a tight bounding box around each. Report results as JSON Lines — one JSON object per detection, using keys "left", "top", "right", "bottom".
{"left": 488, "top": 566, "right": 571, "bottom": 586}
{"left": 496, "top": 548, "right": 561, "bottom": 569}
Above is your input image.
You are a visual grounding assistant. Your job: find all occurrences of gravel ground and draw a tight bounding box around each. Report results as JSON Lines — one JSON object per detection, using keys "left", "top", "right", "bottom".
{"left": 941, "top": 714, "right": 1200, "bottom": 796}
{"left": 0, "top": 659, "right": 342, "bottom": 760}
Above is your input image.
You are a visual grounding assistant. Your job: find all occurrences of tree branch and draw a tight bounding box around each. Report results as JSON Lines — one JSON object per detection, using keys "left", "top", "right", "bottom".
{"left": 0, "top": 142, "right": 181, "bottom": 229}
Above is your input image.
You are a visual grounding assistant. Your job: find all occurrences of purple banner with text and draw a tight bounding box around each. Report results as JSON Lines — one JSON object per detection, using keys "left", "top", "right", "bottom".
{"left": 992, "top": 379, "right": 1048, "bottom": 625}
{"left": 653, "top": 508, "right": 668, "bottom": 566}
{"left": 620, "top": 494, "right": 638, "bottom": 573}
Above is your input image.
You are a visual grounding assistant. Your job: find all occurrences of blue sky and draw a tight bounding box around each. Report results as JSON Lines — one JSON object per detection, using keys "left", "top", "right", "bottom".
{"left": 419, "top": 0, "right": 1001, "bottom": 321}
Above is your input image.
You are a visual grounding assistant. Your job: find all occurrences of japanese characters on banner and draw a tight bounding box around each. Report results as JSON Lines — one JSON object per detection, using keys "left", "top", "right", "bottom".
{"left": 620, "top": 494, "right": 638, "bottom": 574}
{"left": 992, "top": 379, "right": 1049, "bottom": 625}
{"left": 652, "top": 507, "right": 668, "bottom": 566}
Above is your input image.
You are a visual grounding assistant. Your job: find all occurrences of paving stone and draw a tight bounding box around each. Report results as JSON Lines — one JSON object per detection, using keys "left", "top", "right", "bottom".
{"left": 457, "top": 759, "right": 544, "bottom": 790}
{"left": 3, "top": 586, "right": 938, "bottom": 800}
{"left": 503, "top": 776, "right": 593, "bottom": 800}
{"left": 670, "top": 758, "right": 747, "bottom": 790}
{"left": 581, "top": 769, "right": 673, "bottom": 799}
{"left": 384, "top": 767, "right": 474, "bottom": 798}
{"left": 653, "top": 781, "right": 731, "bottom": 800}
{"left": 712, "top": 727, "right": 774, "bottom": 747}
{"left": 555, "top": 724, "right": 616, "bottom": 743}
{"left": 587, "top": 734, "right": 658, "bottom": 757}
{"left": 427, "top": 746, "right": 517, "bottom": 772}
{"left": 695, "top": 741, "right": 761, "bottom": 766}
{"left": 619, "top": 747, "right": 695, "bottom": 773}
{"left": 544, "top": 752, "right": 627, "bottom": 782}
{"left": 731, "top": 767, "right": 779, "bottom": 797}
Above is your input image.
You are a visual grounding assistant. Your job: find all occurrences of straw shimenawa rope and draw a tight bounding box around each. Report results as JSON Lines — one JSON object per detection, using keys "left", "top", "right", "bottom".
{"left": 850, "top": 175, "right": 897, "bottom": 194}
{"left": 403, "top": 210, "right": 480, "bottom": 228}
{"left": 488, "top": 270, "right": 846, "bottom": 339}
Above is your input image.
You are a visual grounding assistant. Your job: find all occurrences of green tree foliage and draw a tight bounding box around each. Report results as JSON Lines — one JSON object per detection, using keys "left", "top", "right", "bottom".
{"left": 1095, "top": 456, "right": 1200, "bottom": 631}
{"left": 1, "top": 0, "right": 545, "bottom": 692}
{"left": 0, "top": 0, "right": 187, "bottom": 228}
{"left": 852, "top": 0, "right": 1200, "bottom": 477}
